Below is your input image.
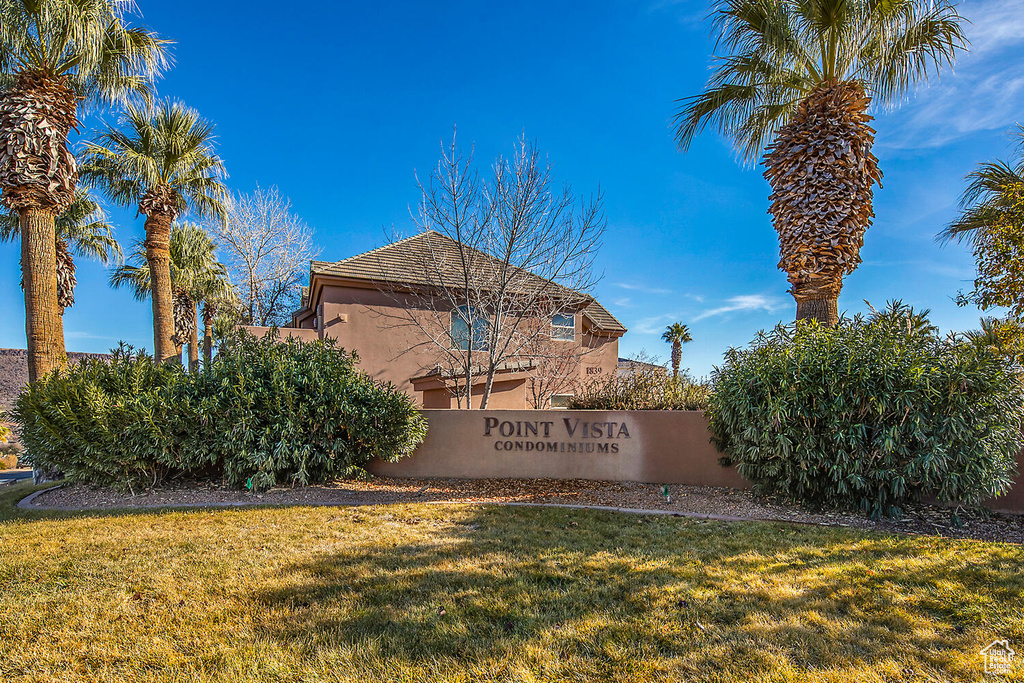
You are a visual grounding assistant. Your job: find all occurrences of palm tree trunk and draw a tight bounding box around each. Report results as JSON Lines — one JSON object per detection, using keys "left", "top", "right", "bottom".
{"left": 203, "top": 305, "right": 214, "bottom": 368}
{"left": 764, "top": 80, "right": 881, "bottom": 328}
{"left": 144, "top": 212, "right": 178, "bottom": 365}
{"left": 188, "top": 302, "right": 199, "bottom": 373}
{"left": 794, "top": 293, "right": 839, "bottom": 327}
{"left": 671, "top": 342, "right": 681, "bottom": 379}
{"left": 20, "top": 207, "right": 66, "bottom": 382}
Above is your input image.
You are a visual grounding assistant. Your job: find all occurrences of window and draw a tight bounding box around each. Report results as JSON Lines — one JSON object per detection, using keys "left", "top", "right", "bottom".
{"left": 549, "top": 394, "right": 574, "bottom": 409}
{"left": 452, "top": 305, "right": 488, "bottom": 351}
{"left": 551, "top": 313, "right": 575, "bottom": 341}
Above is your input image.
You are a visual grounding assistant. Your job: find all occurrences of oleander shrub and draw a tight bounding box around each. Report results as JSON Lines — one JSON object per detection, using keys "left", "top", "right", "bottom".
{"left": 708, "top": 302, "right": 1024, "bottom": 518}
{"left": 12, "top": 344, "right": 181, "bottom": 489}
{"left": 13, "top": 332, "right": 427, "bottom": 492}
{"left": 569, "top": 365, "right": 709, "bottom": 410}
{"left": 171, "top": 330, "right": 427, "bottom": 491}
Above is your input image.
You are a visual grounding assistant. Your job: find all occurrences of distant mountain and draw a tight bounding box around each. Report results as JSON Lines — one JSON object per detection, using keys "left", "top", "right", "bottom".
{"left": 0, "top": 349, "right": 111, "bottom": 411}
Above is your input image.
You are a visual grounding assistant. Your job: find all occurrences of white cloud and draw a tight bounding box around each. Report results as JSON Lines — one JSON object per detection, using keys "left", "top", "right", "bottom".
{"left": 613, "top": 282, "right": 672, "bottom": 295}
{"left": 612, "top": 297, "right": 632, "bottom": 308}
{"left": 693, "top": 294, "right": 786, "bottom": 321}
{"left": 861, "top": 259, "right": 974, "bottom": 280}
{"left": 628, "top": 293, "right": 783, "bottom": 334}
{"left": 631, "top": 313, "right": 683, "bottom": 335}
{"left": 65, "top": 331, "right": 119, "bottom": 341}
{"left": 647, "top": 0, "right": 707, "bottom": 25}
{"left": 880, "top": 0, "right": 1024, "bottom": 150}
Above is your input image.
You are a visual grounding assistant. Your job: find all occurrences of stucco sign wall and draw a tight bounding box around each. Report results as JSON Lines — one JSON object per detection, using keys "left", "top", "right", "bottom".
{"left": 371, "top": 409, "right": 747, "bottom": 488}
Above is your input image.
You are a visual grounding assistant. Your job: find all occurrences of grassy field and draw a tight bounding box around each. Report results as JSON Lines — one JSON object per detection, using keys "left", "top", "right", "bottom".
{"left": 0, "top": 482, "right": 1021, "bottom": 682}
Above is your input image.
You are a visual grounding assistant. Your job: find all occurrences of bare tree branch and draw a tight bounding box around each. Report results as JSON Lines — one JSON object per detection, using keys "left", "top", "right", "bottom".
{"left": 207, "top": 186, "right": 318, "bottom": 326}
{"left": 375, "top": 131, "right": 605, "bottom": 409}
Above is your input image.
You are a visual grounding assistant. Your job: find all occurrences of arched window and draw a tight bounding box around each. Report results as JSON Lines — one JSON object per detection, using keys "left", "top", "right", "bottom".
{"left": 452, "top": 305, "right": 488, "bottom": 351}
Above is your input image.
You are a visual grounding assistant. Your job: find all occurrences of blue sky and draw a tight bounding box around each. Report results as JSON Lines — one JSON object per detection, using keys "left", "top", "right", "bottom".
{"left": 1, "top": 0, "right": 1022, "bottom": 377}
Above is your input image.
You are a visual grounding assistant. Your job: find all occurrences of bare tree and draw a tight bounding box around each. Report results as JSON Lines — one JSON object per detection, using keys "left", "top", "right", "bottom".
{"left": 208, "top": 186, "right": 318, "bottom": 326}
{"left": 522, "top": 329, "right": 589, "bottom": 409}
{"left": 377, "top": 133, "right": 605, "bottom": 408}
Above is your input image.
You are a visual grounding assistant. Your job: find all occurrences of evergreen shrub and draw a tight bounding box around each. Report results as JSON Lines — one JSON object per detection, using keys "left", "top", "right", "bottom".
{"left": 171, "top": 331, "right": 428, "bottom": 490}
{"left": 707, "top": 303, "right": 1024, "bottom": 518}
{"left": 13, "top": 344, "right": 180, "bottom": 489}
{"left": 13, "top": 332, "right": 427, "bottom": 492}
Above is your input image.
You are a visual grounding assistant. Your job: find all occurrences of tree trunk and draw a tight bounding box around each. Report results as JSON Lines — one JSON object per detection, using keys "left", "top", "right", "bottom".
{"left": 203, "top": 306, "right": 214, "bottom": 368}
{"left": 20, "top": 207, "right": 66, "bottom": 382}
{"left": 671, "top": 342, "right": 681, "bottom": 379}
{"left": 763, "top": 80, "right": 882, "bottom": 328}
{"left": 481, "top": 368, "right": 495, "bottom": 410}
{"left": 795, "top": 294, "right": 839, "bottom": 327}
{"left": 144, "top": 212, "right": 178, "bottom": 365}
{"left": 188, "top": 303, "right": 199, "bottom": 373}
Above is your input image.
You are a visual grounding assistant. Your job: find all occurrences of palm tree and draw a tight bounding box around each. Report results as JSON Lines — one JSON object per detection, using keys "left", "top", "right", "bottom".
{"left": 188, "top": 263, "right": 233, "bottom": 372}
{"left": 1, "top": 189, "right": 122, "bottom": 309}
{"left": 0, "top": 0, "right": 168, "bottom": 381}
{"left": 661, "top": 322, "right": 692, "bottom": 379}
{"left": 200, "top": 290, "right": 236, "bottom": 367}
{"left": 939, "top": 126, "right": 1024, "bottom": 311}
{"left": 674, "top": 0, "right": 966, "bottom": 326}
{"left": 966, "top": 316, "right": 1024, "bottom": 367}
{"left": 942, "top": 126, "right": 1024, "bottom": 243}
{"left": 80, "top": 100, "right": 227, "bottom": 365}
{"left": 111, "top": 222, "right": 230, "bottom": 372}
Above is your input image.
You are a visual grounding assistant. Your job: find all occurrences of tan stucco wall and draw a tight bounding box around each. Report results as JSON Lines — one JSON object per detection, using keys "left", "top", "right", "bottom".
{"left": 314, "top": 285, "right": 444, "bottom": 397}
{"left": 372, "top": 409, "right": 1024, "bottom": 513}
{"left": 371, "top": 409, "right": 747, "bottom": 487}
{"left": 298, "top": 281, "right": 620, "bottom": 408}
{"left": 422, "top": 378, "right": 527, "bottom": 409}
{"left": 578, "top": 329, "right": 619, "bottom": 387}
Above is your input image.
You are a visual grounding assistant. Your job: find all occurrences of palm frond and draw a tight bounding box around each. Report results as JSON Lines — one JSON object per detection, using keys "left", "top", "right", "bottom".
{"left": 676, "top": 0, "right": 966, "bottom": 160}
{"left": 0, "top": 0, "right": 171, "bottom": 110}
{"left": 0, "top": 188, "right": 123, "bottom": 265}
{"left": 79, "top": 99, "right": 228, "bottom": 220}
{"left": 940, "top": 158, "right": 1024, "bottom": 247}
{"left": 111, "top": 222, "right": 232, "bottom": 303}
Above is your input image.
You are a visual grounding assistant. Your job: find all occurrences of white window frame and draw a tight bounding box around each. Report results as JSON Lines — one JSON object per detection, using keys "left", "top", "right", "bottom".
{"left": 551, "top": 313, "right": 575, "bottom": 342}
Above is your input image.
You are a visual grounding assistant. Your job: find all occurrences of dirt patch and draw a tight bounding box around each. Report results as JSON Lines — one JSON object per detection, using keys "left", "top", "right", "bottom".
{"left": 25, "top": 477, "right": 1024, "bottom": 543}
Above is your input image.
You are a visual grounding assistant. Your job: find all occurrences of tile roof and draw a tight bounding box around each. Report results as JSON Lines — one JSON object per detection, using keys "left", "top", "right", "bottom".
{"left": 309, "top": 231, "right": 626, "bottom": 333}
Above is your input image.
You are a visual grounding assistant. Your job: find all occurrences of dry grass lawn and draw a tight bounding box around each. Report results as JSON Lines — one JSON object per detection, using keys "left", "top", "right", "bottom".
{"left": 0, "top": 481, "right": 1022, "bottom": 682}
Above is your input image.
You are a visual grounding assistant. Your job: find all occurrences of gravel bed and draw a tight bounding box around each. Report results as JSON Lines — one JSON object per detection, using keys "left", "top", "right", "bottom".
{"left": 25, "top": 477, "right": 1024, "bottom": 543}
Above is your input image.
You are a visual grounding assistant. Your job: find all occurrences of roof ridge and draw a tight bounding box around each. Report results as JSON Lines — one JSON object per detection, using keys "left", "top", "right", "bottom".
{"left": 331, "top": 231, "right": 437, "bottom": 266}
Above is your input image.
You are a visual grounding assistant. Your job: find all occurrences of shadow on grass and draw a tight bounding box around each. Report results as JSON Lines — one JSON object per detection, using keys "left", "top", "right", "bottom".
{"left": 253, "top": 506, "right": 1021, "bottom": 678}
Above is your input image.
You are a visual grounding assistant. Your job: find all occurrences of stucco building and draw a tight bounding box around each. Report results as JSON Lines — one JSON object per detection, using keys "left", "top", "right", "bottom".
{"left": 247, "top": 231, "right": 626, "bottom": 409}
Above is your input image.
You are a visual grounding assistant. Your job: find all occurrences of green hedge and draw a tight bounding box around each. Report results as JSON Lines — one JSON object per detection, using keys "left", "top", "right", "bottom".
{"left": 13, "top": 345, "right": 179, "bottom": 489}
{"left": 13, "top": 332, "right": 427, "bottom": 492}
{"left": 170, "top": 331, "right": 428, "bottom": 490}
{"left": 707, "top": 303, "right": 1024, "bottom": 518}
